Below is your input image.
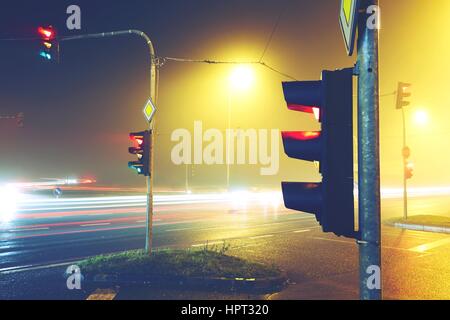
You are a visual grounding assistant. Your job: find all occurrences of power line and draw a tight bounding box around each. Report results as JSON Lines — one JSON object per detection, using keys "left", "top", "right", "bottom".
{"left": 259, "top": 61, "right": 297, "bottom": 81}
{"left": 259, "top": 0, "right": 290, "bottom": 63}
{"left": 161, "top": 56, "right": 298, "bottom": 80}
{"left": 380, "top": 91, "right": 397, "bottom": 97}
{"left": 162, "top": 56, "right": 260, "bottom": 65}
{"left": 0, "top": 36, "right": 40, "bottom": 41}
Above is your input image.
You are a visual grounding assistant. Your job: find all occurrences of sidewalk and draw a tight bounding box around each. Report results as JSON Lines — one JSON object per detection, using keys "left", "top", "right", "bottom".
{"left": 386, "top": 215, "right": 450, "bottom": 234}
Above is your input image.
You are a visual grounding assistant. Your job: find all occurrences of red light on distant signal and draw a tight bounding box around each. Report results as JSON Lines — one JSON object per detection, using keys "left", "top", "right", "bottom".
{"left": 130, "top": 134, "right": 144, "bottom": 146}
{"left": 38, "top": 26, "right": 55, "bottom": 40}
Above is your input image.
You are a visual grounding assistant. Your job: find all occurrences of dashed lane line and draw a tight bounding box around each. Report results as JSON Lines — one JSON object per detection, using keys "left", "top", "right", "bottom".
{"left": 8, "top": 227, "right": 50, "bottom": 232}
{"left": 191, "top": 241, "right": 224, "bottom": 248}
{"left": 86, "top": 289, "right": 117, "bottom": 300}
{"left": 80, "top": 223, "right": 111, "bottom": 227}
{"left": 293, "top": 229, "right": 311, "bottom": 234}
{"left": 409, "top": 237, "right": 450, "bottom": 253}
{"left": 249, "top": 234, "right": 274, "bottom": 240}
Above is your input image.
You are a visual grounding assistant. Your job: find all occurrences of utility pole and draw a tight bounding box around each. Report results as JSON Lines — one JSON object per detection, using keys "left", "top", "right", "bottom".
{"left": 357, "top": 0, "right": 382, "bottom": 300}
{"left": 61, "top": 30, "right": 158, "bottom": 254}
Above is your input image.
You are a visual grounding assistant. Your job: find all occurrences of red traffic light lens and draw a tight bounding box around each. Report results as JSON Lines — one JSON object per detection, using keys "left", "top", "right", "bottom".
{"left": 282, "top": 131, "right": 321, "bottom": 141}
{"left": 38, "top": 26, "right": 55, "bottom": 40}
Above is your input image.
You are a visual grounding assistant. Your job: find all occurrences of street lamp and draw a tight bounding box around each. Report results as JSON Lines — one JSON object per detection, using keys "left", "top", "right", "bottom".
{"left": 229, "top": 65, "right": 255, "bottom": 91}
{"left": 414, "top": 109, "right": 430, "bottom": 126}
{"left": 226, "top": 65, "right": 255, "bottom": 190}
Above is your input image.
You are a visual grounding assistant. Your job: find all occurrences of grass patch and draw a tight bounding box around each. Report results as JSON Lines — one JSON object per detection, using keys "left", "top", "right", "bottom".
{"left": 78, "top": 246, "right": 281, "bottom": 279}
{"left": 386, "top": 215, "right": 450, "bottom": 228}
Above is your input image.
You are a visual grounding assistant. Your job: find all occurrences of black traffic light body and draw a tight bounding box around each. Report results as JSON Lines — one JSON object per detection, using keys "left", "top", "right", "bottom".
{"left": 128, "top": 130, "right": 151, "bottom": 176}
{"left": 281, "top": 68, "right": 356, "bottom": 238}
{"left": 396, "top": 82, "right": 411, "bottom": 109}
{"left": 38, "top": 26, "right": 58, "bottom": 61}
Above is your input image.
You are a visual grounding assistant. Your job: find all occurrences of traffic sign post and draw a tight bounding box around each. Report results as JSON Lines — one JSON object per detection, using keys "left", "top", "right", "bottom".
{"left": 59, "top": 30, "right": 159, "bottom": 255}
{"left": 356, "top": 0, "right": 382, "bottom": 300}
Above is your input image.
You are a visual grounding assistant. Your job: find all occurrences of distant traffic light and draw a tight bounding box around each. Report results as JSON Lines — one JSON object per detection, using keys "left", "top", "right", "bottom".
{"left": 128, "top": 130, "right": 151, "bottom": 176}
{"left": 16, "top": 112, "right": 24, "bottom": 128}
{"left": 38, "top": 26, "right": 55, "bottom": 40}
{"left": 38, "top": 26, "right": 58, "bottom": 61}
{"left": 405, "top": 161, "right": 414, "bottom": 180}
{"left": 396, "top": 82, "right": 411, "bottom": 109}
{"left": 281, "top": 68, "right": 356, "bottom": 238}
{"left": 403, "top": 147, "right": 414, "bottom": 180}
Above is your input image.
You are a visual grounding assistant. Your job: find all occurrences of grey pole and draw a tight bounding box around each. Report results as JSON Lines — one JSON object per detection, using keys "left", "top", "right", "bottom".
{"left": 401, "top": 107, "right": 408, "bottom": 220}
{"left": 357, "top": 0, "right": 382, "bottom": 300}
{"left": 61, "top": 30, "right": 158, "bottom": 255}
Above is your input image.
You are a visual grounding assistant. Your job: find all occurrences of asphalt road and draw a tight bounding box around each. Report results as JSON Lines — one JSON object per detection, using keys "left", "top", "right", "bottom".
{"left": 1, "top": 191, "right": 450, "bottom": 299}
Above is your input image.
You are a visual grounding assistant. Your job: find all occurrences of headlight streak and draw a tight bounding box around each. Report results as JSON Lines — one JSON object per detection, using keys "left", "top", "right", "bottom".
{"left": 0, "top": 186, "right": 21, "bottom": 223}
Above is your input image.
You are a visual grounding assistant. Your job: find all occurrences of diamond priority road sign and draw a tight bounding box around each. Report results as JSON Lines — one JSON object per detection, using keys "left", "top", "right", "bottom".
{"left": 143, "top": 98, "right": 157, "bottom": 123}
{"left": 339, "top": 0, "right": 359, "bottom": 56}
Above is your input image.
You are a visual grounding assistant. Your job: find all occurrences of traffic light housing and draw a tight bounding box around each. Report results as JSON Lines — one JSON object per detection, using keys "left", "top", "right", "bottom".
{"left": 403, "top": 147, "right": 414, "bottom": 180}
{"left": 396, "top": 82, "right": 411, "bottom": 109}
{"left": 38, "top": 26, "right": 58, "bottom": 61}
{"left": 405, "top": 162, "right": 414, "bottom": 180}
{"left": 281, "top": 68, "right": 356, "bottom": 238}
{"left": 128, "top": 130, "right": 151, "bottom": 176}
{"left": 16, "top": 112, "right": 24, "bottom": 128}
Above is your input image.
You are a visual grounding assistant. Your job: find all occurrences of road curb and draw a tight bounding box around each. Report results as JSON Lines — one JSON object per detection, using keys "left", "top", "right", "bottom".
{"left": 393, "top": 222, "right": 450, "bottom": 234}
{"left": 82, "top": 273, "right": 288, "bottom": 294}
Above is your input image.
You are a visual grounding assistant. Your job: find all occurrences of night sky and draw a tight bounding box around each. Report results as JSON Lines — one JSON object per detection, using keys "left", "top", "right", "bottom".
{"left": 0, "top": 0, "right": 449, "bottom": 190}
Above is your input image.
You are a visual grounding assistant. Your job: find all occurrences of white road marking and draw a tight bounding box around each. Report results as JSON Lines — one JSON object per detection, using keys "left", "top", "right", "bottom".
{"left": 249, "top": 234, "right": 274, "bottom": 240}
{"left": 86, "top": 289, "right": 117, "bottom": 300}
{"left": 409, "top": 237, "right": 450, "bottom": 253}
{"left": 293, "top": 229, "right": 311, "bottom": 234}
{"left": 191, "top": 241, "right": 224, "bottom": 248}
{"left": 313, "top": 236, "right": 418, "bottom": 252}
{"left": 80, "top": 223, "right": 111, "bottom": 227}
{"left": 136, "top": 220, "right": 146, "bottom": 223}
{"left": 313, "top": 237, "right": 354, "bottom": 245}
{"left": 166, "top": 227, "right": 196, "bottom": 232}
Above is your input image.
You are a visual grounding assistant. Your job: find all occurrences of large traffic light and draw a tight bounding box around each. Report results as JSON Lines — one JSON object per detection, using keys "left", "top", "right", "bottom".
{"left": 38, "top": 26, "right": 58, "bottom": 61}
{"left": 396, "top": 82, "right": 411, "bottom": 109}
{"left": 281, "top": 68, "right": 356, "bottom": 238}
{"left": 128, "top": 130, "right": 151, "bottom": 176}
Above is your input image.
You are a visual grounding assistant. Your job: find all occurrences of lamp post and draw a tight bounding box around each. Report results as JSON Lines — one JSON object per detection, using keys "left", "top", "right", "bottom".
{"left": 227, "top": 65, "right": 254, "bottom": 190}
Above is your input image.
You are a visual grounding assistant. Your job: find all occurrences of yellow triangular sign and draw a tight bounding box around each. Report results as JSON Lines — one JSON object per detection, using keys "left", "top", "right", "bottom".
{"left": 343, "top": 0, "right": 352, "bottom": 25}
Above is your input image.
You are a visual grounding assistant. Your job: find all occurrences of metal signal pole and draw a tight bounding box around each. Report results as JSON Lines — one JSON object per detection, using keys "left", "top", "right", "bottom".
{"left": 61, "top": 30, "right": 159, "bottom": 254}
{"left": 401, "top": 107, "right": 408, "bottom": 220}
{"left": 357, "top": 0, "right": 382, "bottom": 300}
